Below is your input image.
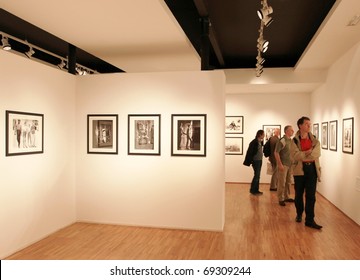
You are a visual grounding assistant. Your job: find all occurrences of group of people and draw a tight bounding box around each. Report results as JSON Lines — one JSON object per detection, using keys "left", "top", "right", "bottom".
{"left": 14, "top": 119, "right": 38, "bottom": 149}
{"left": 243, "top": 116, "right": 322, "bottom": 230}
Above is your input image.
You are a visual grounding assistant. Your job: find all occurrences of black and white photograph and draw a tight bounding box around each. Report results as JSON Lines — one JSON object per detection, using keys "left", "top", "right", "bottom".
{"left": 342, "top": 117, "right": 354, "bottom": 154}
{"left": 128, "top": 114, "right": 161, "bottom": 156}
{"left": 225, "top": 116, "right": 244, "bottom": 134}
{"left": 329, "top": 120, "right": 337, "bottom": 151}
{"left": 263, "top": 125, "right": 281, "bottom": 142}
{"left": 321, "top": 122, "right": 328, "bottom": 149}
{"left": 225, "top": 136, "right": 243, "bottom": 155}
{"left": 87, "top": 114, "right": 118, "bottom": 154}
{"left": 313, "top": 123, "right": 319, "bottom": 139}
{"left": 171, "top": 114, "right": 206, "bottom": 157}
{"left": 6, "top": 110, "right": 44, "bottom": 156}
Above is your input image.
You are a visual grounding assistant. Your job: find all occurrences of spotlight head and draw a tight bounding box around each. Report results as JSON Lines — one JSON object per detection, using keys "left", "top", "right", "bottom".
{"left": 256, "top": 55, "right": 265, "bottom": 65}
{"left": 25, "top": 47, "right": 35, "bottom": 58}
{"left": 256, "top": 68, "right": 263, "bottom": 77}
{"left": 257, "top": 6, "right": 273, "bottom": 20}
{"left": 58, "top": 60, "right": 66, "bottom": 70}
{"left": 1, "top": 36, "right": 11, "bottom": 51}
{"left": 263, "top": 16, "right": 274, "bottom": 27}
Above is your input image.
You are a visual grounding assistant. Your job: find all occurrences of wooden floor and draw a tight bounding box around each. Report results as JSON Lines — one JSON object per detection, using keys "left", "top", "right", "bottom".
{"left": 6, "top": 183, "right": 360, "bottom": 260}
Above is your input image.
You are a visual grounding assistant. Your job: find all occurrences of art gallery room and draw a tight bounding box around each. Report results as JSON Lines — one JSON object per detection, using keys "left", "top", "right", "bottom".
{"left": 1, "top": 0, "right": 360, "bottom": 268}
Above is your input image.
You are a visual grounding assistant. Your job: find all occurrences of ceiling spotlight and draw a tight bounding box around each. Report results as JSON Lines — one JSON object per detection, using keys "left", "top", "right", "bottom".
{"left": 257, "top": 42, "right": 269, "bottom": 53}
{"left": 1, "top": 36, "right": 11, "bottom": 50}
{"left": 262, "top": 16, "right": 274, "bottom": 27}
{"left": 257, "top": 38, "right": 269, "bottom": 49}
{"left": 256, "top": 68, "right": 263, "bottom": 77}
{"left": 58, "top": 60, "right": 66, "bottom": 70}
{"left": 256, "top": 55, "right": 265, "bottom": 64}
{"left": 25, "top": 46, "right": 35, "bottom": 58}
{"left": 257, "top": 6, "right": 273, "bottom": 20}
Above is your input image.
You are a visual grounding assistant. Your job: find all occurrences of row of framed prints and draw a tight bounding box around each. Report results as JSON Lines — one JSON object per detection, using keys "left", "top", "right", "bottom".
{"left": 313, "top": 117, "right": 354, "bottom": 154}
{"left": 5, "top": 111, "right": 207, "bottom": 157}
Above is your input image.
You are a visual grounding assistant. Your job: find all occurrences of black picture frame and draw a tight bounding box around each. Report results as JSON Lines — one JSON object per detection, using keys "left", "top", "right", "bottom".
{"left": 342, "top": 117, "right": 354, "bottom": 154}
{"left": 225, "top": 116, "right": 244, "bottom": 134}
{"left": 321, "top": 122, "right": 328, "bottom": 150}
{"left": 329, "top": 120, "right": 337, "bottom": 151}
{"left": 262, "top": 125, "right": 281, "bottom": 143}
{"left": 87, "top": 114, "right": 118, "bottom": 154}
{"left": 128, "top": 114, "right": 161, "bottom": 156}
{"left": 5, "top": 110, "right": 44, "bottom": 156}
{"left": 171, "top": 114, "right": 207, "bottom": 157}
{"left": 313, "top": 123, "right": 319, "bottom": 139}
{"left": 225, "top": 136, "right": 243, "bottom": 155}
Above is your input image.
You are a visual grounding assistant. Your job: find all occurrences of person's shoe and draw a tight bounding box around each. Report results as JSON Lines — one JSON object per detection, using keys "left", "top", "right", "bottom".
{"left": 305, "top": 221, "right": 323, "bottom": 229}
{"left": 270, "top": 188, "right": 277, "bottom": 191}
{"left": 285, "top": 198, "right": 295, "bottom": 202}
{"left": 250, "top": 191, "right": 263, "bottom": 195}
{"left": 295, "top": 215, "right": 302, "bottom": 223}
{"left": 279, "top": 201, "right": 286, "bottom": 206}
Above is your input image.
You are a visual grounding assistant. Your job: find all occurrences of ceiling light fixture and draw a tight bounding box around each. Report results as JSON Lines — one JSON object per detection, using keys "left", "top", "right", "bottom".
{"left": 1, "top": 31, "right": 98, "bottom": 75}
{"left": 25, "top": 46, "right": 35, "bottom": 58}
{"left": 257, "top": 6, "right": 273, "bottom": 20}
{"left": 1, "top": 36, "right": 11, "bottom": 50}
{"left": 57, "top": 59, "right": 66, "bottom": 70}
{"left": 255, "top": 0, "right": 274, "bottom": 77}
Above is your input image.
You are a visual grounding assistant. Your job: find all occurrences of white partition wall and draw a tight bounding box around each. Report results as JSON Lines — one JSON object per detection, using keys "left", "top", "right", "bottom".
{"left": 75, "top": 71, "right": 226, "bottom": 231}
{"left": 0, "top": 51, "right": 77, "bottom": 258}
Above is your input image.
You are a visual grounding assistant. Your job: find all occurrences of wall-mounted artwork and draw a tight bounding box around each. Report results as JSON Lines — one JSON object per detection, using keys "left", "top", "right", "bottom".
{"left": 342, "top": 117, "right": 354, "bottom": 154}
{"left": 321, "top": 122, "right": 328, "bottom": 149}
{"left": 329, "top": 120, "right": 337, "bottom": 151}
{"left": 87, "top": 114, "right": 118, "bottom": 154}
{"left": 262, "top": 125, "right": 281, "bottom": 142}
{"left": 225, "top": 136, "right": 243, "bottom": 155}
{"left": 128, "top": 114, "right": 161, "bottom": 156}
{"left": 225, "top": 116, "right": 243, "bottom": 134}
{"left": 171, "top": 114, "right": 206, "bottom": 157}
{"left": 313, "top": 123, "right": 319, "bottom": 139}
{"left": 6, "top": 110, "right": 44, "bottom": 156}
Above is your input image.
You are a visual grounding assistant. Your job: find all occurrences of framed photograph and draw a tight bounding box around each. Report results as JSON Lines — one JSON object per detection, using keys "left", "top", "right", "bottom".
{"left": 87, "top": 114, "right": 118, "bottom": 154}
{"left": 128, "top": 114, "right": 161, "bottom": 156}
{"left": 6, "top": 110, "right": 44, "bottom": 156}
{"left": 342, "top": 117, "right": 354, "bottom": 154}
{"left": 225, "top": 136, "right": 243, "bottom": 155}
{"left": 262, "top": 125, "right": 281, "bottom": 142}
{"left": 313, "top": 123, "right": 319, "bottom": 139}
{"left": 329, "top": 120, "right": 337, "bottom": 151}
{"left": 225, "top": 116, "right": 243, "bottom": 134}
{"left": 321, "top": 122, "right": 328, "bottom": 149}
{"left": 171, "top": 114, "right": 206, "bottom": 157}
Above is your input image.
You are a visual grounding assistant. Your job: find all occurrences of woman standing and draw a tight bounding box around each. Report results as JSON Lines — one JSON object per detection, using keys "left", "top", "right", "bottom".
{"left": 243, "top": 130, "right": 265, "bottom": 195}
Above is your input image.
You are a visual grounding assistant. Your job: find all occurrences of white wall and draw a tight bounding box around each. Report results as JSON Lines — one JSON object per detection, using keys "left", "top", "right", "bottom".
{"left": 311, "top": 42, "right": 360, "bottom": 225}
{"left": 0, "top": 51, "right": 77, "bottom": 258}
{"left": 75, "top": 71, "right": 226, "bottom": 231}
{"left": 225, "top": 92, "right": 310, "bottom": 183}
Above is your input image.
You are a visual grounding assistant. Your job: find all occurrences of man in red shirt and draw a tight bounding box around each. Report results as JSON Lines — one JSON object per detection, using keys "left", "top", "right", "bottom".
{"left": 291, "top": 116, "right": 322, "bottom": 229}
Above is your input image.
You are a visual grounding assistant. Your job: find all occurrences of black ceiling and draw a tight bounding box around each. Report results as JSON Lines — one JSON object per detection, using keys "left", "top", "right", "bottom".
{"left": 1, "top": 0, "right": 336, "bottom": 73}
{"left": 165, "top": 0, "right": 336, "bottom": 69}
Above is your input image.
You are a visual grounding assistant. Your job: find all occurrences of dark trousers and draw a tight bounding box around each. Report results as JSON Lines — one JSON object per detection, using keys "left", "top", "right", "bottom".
{"left": 250, "top": 160, "right": 262, "bottom": 193}
{"left": 294, "top": 163, "right": 317, "bottom": 223}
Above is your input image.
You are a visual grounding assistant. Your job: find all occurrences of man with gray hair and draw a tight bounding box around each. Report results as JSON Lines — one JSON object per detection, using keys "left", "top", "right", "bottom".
{"left": 274, "top": 125, "right": 295, "bottom": 206}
